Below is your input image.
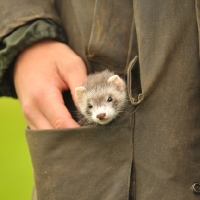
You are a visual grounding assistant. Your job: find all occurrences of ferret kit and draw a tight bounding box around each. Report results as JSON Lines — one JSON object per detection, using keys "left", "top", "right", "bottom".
{"left": 75, "top": 70, "right": 127, "bottom": 125}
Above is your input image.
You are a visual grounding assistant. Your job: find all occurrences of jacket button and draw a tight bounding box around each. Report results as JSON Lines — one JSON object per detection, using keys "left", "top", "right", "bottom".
{"left": 192, "top": 183, "right": 200, "bottom": 194}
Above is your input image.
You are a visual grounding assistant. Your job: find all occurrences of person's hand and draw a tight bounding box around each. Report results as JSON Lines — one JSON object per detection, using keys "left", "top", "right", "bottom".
{"left": 14, "top": 40, "right": 87, "bottom": 130}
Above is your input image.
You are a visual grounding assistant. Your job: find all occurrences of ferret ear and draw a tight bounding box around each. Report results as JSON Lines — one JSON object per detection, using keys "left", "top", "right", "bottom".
{"left": 107, "top": 75, "right": 125, "bottom": 91}
{"left": 75, "top": 86, "right": 86, "bottom": 102}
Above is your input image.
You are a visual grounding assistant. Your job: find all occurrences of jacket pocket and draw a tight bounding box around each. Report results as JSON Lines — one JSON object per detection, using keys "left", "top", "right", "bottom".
{"left": 26, "top": 112, "right": 133, "bottom": 200}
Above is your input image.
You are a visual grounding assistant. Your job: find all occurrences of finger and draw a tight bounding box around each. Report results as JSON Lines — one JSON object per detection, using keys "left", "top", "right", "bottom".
{"left": 38, "top": 89, "right": 80, "bottom": 129}
{"left": 60, "top": 59, "right": 87, "bottom": 103}
{"left": 22, "top": 104, "right": 53, "bottom": 130}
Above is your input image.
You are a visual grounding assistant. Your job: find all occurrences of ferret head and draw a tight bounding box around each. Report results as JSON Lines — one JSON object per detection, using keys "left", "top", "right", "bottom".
{"left": 75, "top": 74, "right": 126, "bottom": 125}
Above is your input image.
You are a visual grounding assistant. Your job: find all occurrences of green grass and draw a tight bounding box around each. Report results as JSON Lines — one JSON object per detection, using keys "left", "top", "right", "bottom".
{"left": 0, "top": 97, "right": 33, "bottom": 200}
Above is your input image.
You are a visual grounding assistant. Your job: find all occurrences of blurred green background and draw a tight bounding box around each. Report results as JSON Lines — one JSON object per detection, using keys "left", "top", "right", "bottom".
{"left": 0, "top": 97, "right": 33, "bottom": 200}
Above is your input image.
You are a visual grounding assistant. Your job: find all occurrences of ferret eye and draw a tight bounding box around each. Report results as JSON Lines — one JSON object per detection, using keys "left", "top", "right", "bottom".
{"left": 107, "top": 97, "right": 113, "bottom": 102}
{"left": 88, "top": 103, "right": 93, "bottom": 109}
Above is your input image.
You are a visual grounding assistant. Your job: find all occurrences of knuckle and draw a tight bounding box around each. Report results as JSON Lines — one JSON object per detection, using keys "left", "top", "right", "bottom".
{"left": 22, "top": 104, "right": 33, "bottom": 119}
{"left": 74, "top": 55, "right": 83, "bottom": 64}
{"left": 54, "top": 119, "right": 65, "bottom": 129}
{"left": 31, "top": 90, "right": 43, "bottom": 102}
{"left": 69, "top": 56, "right": 84, "bottom": 68}
{"left": 75, "top": 56, "right": 85, "bottom": 66}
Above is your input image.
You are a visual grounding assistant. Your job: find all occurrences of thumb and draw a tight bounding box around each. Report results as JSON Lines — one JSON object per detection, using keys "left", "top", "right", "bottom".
{"left": 61, "top": 60, "right": 87, "bottom": 105}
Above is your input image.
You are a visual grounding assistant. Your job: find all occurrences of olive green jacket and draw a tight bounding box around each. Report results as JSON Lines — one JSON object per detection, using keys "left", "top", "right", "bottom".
{"left": 1, "top": 0, "right": 200, "bottom": 200}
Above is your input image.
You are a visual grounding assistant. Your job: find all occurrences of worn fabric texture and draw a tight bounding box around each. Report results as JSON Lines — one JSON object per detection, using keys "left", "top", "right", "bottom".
{"left": 26, "top": 106, "right": 134, "bottom": 200}
{"left": 0, "top": 0, "right": 200, "bottom": 199}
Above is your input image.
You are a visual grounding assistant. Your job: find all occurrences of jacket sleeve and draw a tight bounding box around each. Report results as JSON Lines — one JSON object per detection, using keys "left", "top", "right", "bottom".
{"left": 0, "top": 0, "right": 61, "bottom": 40}
{"left": 0, "top": 19, "right": 67, "bottom": 97}
{"left": 0, "top": 0, "right": 67, "bottom": 97}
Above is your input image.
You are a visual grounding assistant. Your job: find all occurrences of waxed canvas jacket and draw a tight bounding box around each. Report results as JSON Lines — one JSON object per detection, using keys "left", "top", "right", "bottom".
{"left": 0, "top": 0, "right": 200, "bottom": 200}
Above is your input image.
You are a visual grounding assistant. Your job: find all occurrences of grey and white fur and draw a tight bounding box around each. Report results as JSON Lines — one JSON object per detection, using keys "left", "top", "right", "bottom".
{"left": 75, "top": 70, "right": 127, "bottom": 125}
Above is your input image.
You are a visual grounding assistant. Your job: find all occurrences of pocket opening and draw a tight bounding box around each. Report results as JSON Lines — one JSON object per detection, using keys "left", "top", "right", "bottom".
{"left": 127, "top": 56, "right": 144, "bottom": 106}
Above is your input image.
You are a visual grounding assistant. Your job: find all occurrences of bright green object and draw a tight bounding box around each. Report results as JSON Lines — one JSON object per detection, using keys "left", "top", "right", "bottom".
{"left": 0, "top": 97, "right": 33, "bottom": 200}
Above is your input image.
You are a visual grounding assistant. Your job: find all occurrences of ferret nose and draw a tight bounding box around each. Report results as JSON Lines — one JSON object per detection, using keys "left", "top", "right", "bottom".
{"left": 96, "top": 113, "right": 106, "bottom": 120}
